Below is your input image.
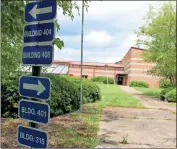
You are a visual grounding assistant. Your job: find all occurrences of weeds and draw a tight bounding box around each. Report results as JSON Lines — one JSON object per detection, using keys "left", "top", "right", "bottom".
{"left": 119, "top": 134, "right": 128, "bottom": 144}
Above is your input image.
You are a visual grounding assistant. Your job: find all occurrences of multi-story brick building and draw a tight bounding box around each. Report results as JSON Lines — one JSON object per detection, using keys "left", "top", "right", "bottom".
{"left": 53, "top": 47, "right": 160, "bottom": 88}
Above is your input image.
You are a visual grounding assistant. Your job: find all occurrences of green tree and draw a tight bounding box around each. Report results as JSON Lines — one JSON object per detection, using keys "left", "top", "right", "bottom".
{"left": 135, "top": 2, "right": 176, "bottom": 86}
{"left": 1, "top": 0, "right": 89, "bottom": 77}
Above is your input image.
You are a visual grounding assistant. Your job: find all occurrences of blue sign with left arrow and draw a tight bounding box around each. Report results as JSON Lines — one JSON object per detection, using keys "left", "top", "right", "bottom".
{"left": 22, "top": 45, "right": 53, "bottom": 65}
{"left": 19, "top": 76, "right": 51, "bottom": 100}
{"left": 25, "top": 0, "right": 57, "bottom": 23}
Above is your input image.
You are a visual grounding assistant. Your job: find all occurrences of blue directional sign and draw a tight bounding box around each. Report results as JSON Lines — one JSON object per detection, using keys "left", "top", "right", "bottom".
{"left": 22, "top": 45, "right": 53, "bottom": 65}
{"left": 19, "top": 99, "right": 50, "bottom": 124}
{"left": 17, "top": 125, "right": 48, "bottom": 148}
{"left": 19, "top": 76, "right": 51, "bottom": 100}
{"left": 25, "top": 0, "right": 56, "bottom": 23}
{"left": 24, "top": 22, "right": 55, "bottom": 44}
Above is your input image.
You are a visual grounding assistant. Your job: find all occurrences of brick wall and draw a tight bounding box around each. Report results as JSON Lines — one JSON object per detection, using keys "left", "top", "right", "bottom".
{"left": 68, "top": 65, "right": 119, "bottom": 79}
{"left": 54, "top": 47, "right": 160, "bottom": 88}
{"left": 122, "top": 47, "right": 160, "bottom": 88}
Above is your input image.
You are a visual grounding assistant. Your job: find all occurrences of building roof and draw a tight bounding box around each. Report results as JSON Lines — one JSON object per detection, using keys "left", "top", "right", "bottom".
{"left": 53, "top": 60, "right": 124, "bottom": 68}
{"left": 53, "top": 60, "right": 71, "bottom": 64}
{"left": 130, "top": 46, "right": 144, "bottom": 51}
{"left": 53, "top": 46, "right": 144, "bottom": 67}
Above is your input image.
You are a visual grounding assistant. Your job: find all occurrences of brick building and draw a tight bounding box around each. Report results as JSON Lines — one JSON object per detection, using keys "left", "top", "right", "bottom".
{"left": 53, "top": 47, "right": 160, "bottom": 88}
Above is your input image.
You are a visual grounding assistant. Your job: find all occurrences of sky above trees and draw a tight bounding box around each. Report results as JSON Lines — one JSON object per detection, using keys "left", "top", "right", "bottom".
{"left": 54, "top": 1, "right": 167, "bottom": 63}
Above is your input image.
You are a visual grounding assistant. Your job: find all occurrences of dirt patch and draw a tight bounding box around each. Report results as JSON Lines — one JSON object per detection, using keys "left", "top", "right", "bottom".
{"left": 1, "top": 114, "right": 87, "bottom": 148}
{"left": 1, "top": 104, "right": 101, "bottom": 148}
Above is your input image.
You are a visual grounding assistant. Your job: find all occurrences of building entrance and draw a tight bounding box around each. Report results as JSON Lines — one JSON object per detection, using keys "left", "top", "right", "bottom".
{"left": 116, "top": 74, "right": 126, "bottom": 85}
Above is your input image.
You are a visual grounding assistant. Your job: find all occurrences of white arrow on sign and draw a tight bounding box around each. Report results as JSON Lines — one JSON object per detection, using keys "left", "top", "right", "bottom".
{"left": 29, "top": 5, "right": 52, "bottom": 19}
{"left": 23, "top": 80, "right": 46, "bottom": 95}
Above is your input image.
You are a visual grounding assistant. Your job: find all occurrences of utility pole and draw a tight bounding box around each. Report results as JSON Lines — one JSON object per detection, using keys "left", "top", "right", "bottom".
{"left": 106, "top": 64, "right": 108, "bottom": 88}
{"left": 80, "top": 0, "right": 84, "bottom": 112}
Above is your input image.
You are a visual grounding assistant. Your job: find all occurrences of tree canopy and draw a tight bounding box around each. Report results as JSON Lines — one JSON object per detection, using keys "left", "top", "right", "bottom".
{"left": 1, "top": 0, "right": 89, "bottom": 77}
{"left": 135, "top": 2, "right": 176, "bottom": 85}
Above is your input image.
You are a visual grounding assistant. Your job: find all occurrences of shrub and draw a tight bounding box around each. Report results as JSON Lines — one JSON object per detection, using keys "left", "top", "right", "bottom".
{"left": 42, "top": 74, "right": 80, "bottom": 117}
{"left": 2, "top": 74, "right": 101, "bottom": 118}
{"left": 1, "top": 74, "right": 80, "bottom": 118}
{"left": 63, "top": 76, "right": 101, "bottom": 103}
{"left": 165, "top": 89, "right": 176, "bottom": 102}
{"left": 129, "top": 81, "right": 149, "bottom": 88}
{"left": 91, "top": 76, "right": 114, "bottom": 84}
{"left": 160, "top": 87, "right": 174, "bottom": 96}
{"left": 91, "top": 76, "right": 107, "bottom": 83}
{"left": 82, "top": 81, "right": 101, "bottom": 103}
{"left": 1, "top": 75, "right": 20, "bottom": 118}
{"left": 103, "top": 77, "right": 114, "bottom": 84}
{"left": 160, "top": 79, "right": 172, "bottom": 88}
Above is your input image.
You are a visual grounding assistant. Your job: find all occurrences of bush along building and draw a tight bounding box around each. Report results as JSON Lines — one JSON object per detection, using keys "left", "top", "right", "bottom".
{"left": 53, "top": 47, "right": 160, "bottom": 88}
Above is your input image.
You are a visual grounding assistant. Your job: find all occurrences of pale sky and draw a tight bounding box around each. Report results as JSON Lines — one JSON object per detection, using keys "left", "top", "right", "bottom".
{"left": 54, "top": 1, "right": 164, "bottom": 63}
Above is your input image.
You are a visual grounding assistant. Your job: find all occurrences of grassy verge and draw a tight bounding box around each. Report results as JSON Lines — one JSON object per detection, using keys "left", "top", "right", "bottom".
{"left": 2, "top": 84, "right": 144, "bottom": 148}
{"left": 46, "top": 104, "right": 101, "bottom": 148}
{"left": 134, "top": 87, "right": 162, "bottom": 98}
{"left": 96, "top": 84, "right": 144, "bottom": 108}
{"left": 1, "top": 104, "right": 101, "bottom": 148}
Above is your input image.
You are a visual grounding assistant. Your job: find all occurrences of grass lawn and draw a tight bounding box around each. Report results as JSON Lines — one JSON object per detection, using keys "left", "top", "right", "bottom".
{"left": 134, "top": 87, "right": 162, "bottom": 98}
{"left": 1, "top": 84, "right": 143, "bottom": 148}
{"left": 96, "top": 84, "right": 144, "bottom": 108}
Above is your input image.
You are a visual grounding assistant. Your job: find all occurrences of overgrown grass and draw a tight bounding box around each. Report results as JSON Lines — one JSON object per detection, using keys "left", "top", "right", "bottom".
{"left": 134, "top": 87, "right": 162, "bottom": 98}
{"left": 1, "top": 105, "right": 102, "bottom": 148}
{"left": 2, "top": 84, "right": 144, "bottom": 148}
{"left": 96, "top": 84, "right": 144, "bottom": 108}
{"left": 47, "top": 84, "right": 144, "bottom": 147}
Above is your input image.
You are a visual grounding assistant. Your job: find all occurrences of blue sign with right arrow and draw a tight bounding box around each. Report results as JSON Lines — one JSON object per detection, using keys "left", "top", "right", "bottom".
{"left": 19, "top": 76, "right": 51, "bottom": 100}
{"left": 25, "top": 0, "right": 57, "bottom": 23}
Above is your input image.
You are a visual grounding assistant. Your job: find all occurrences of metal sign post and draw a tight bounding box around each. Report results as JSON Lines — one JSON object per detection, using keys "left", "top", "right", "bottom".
{"left": 30, "top": 66, "right": 41, "bottom": 129}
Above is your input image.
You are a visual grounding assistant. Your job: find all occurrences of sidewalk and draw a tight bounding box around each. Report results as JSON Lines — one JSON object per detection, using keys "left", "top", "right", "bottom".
{"left": 96, "top": 86, "right": 176, "bottom": 148}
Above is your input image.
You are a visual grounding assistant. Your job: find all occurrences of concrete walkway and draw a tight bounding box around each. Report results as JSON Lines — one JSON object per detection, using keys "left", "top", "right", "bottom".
{"left": 96, "top": 86, "right": 176, "bottom": 148}
{"left": 119, "top": 85, "right": 176, "bottom": 113}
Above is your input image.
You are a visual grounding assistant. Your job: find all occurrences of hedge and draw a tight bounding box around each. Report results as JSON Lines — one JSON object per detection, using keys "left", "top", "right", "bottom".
{"left": 61, "top": 76, "right": 101, "bottom": 103}
{"left": 1, "top": 74, "right": 81, "bottom": 118}
{"left": 44, "top": 75, "right": 80, "bottom": 117}
{"left": 103, "top": 77, "right": 114, "bottom": 84}
{"left": 91, "top": 76, "right": 114, "bottom": 84}
{"left": 165, "top": 89, "right": 176, "bottom": 102}
{"left": 2, "top": 74, "right": 102, "bottom": 118}
{"left": 91, "top": 76, "right": 107, "bottom": 83}
{"left": 129, "top": 81, "right": 149, "bottom": 88}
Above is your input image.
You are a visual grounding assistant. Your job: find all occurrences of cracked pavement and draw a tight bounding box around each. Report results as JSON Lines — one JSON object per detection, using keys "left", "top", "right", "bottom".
{"left": 96, "top": 86, "right": 176, "bottom": 148}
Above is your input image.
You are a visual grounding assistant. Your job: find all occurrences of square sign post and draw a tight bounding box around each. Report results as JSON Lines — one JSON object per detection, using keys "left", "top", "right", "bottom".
{"left": 17, "top": 0, "right": 57, "bottom": 148}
